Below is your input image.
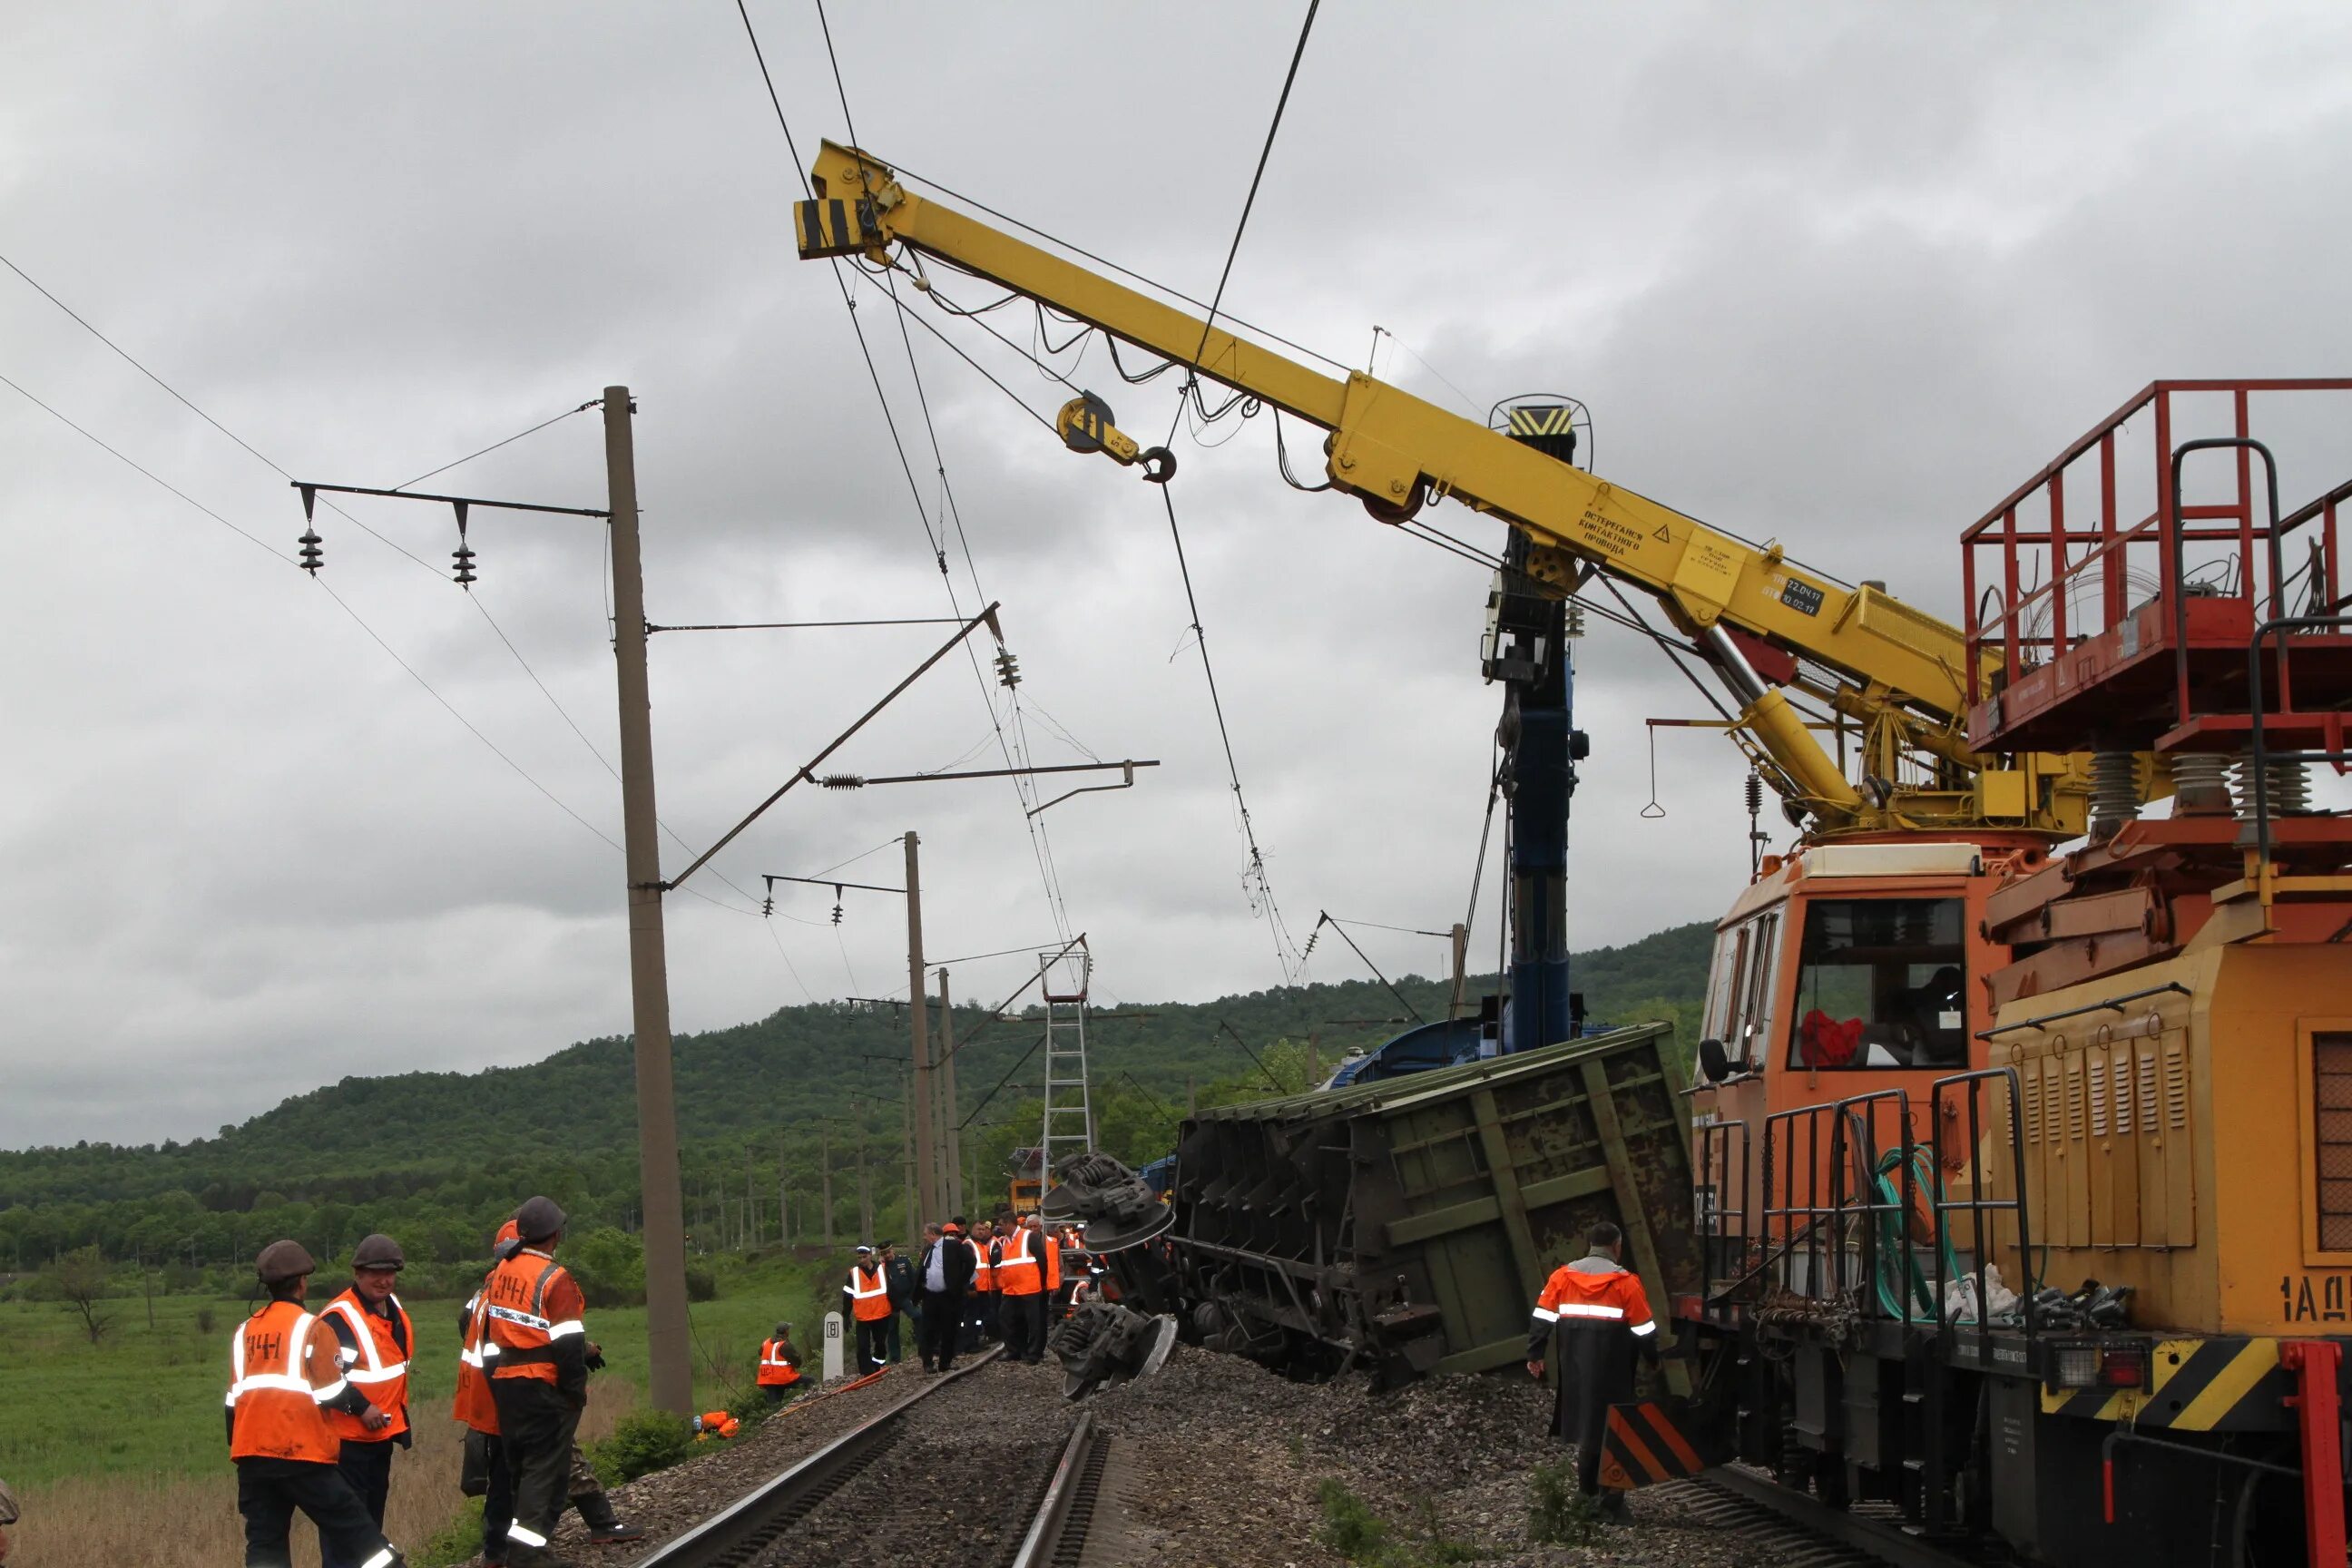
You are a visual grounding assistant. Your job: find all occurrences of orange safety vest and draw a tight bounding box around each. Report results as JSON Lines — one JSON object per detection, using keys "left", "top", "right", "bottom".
{"left": 757, "top": 1338, "right": 801, "bottom": 1387}
{"left": 848, "top": 1262, "right": 892, "bottom": 1322}
{"left": 996, "top": 1230, "right": 1043, "bottom": 1297}
{"left": 452, "top": 1288, "right": 500, "bottom": 1433}
{"left": 971, "top": 1238, "right": 995, "bottom": 1293}
{"left": 1531, "top": 1261, "right": 1658, "bottom": 1338}
{"left": 1043, "top": 1232, "right": 1062, "bottom": 1293}
{"left": 318, "top": 1288, "right": 413, "bottom": 1442}
{"left": 484, "top": 1250, "right": 584, "bottom": 1384}
{"left": 225, "top": 1299, "right": 343, "bottom": 1464}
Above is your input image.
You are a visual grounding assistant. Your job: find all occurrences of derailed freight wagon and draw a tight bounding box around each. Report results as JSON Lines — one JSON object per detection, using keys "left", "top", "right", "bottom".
{"left": 1165, "top": 1022, "right": 1699, "bottom": 1383}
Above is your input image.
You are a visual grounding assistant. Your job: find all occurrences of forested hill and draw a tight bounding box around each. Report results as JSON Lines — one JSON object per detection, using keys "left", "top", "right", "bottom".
{"left": 0, "top": 920, "right": 1710, "bottom": 1270}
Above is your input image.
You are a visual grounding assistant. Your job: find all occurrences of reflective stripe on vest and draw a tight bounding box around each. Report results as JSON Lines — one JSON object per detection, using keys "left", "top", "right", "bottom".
{"left": 485, "top": 1252, "right": 577, "bottom": 1380}
{"left": 321, "top": 1290, "right": 412, "bottom": 1441}
{"left": 996, "top": 1234, "right": 1042, "bottom": 1295}
{"left": 227, "top": 1302, "right": 341, "bottom": 1464}
{"left": 848, "top": 1265, "right": 891, "bottom": 1321}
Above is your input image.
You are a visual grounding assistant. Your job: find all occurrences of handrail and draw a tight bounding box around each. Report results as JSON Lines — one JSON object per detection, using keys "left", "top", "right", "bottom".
{"left": 1977, "top": 983, "right": 2192, "bottom": 1041}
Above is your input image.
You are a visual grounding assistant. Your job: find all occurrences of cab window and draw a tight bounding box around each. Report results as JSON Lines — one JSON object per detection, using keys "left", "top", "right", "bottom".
{"left": 1786, "top": 898, "right": 1965, "bottom": 1070}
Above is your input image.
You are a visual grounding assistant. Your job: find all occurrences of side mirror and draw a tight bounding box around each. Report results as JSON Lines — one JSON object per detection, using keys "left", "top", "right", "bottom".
{"left": 1697, "top": 1036, "right": 1731, "bottom": 1083}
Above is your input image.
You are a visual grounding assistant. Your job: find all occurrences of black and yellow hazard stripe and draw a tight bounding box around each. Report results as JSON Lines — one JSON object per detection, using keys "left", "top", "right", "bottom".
{"left": 1505, "top": 406, "right": 1576, "bottom": 438}
{"left": 1597, "top": 1400, "right": 1720, "bottom": 1490}
{"left": 2040, "top": 1338, "right": 2294, "bottom": 1432}
{"left": 795, "top": 197, "right": 875, "bottom": 259}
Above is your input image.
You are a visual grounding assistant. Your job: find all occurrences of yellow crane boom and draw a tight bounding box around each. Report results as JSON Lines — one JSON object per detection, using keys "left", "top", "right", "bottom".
{"left": 796, "top": 140, "right": 2093, "bottom": 838}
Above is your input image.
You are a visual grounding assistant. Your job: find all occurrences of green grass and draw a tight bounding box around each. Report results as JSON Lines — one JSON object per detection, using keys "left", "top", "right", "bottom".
{"left": 0, "top": 1248, "right": 857, "bottom": 1489}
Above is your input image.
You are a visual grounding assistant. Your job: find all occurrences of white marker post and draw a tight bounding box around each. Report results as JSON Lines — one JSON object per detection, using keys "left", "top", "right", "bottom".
{"left": 822, "top": 1310, "right": 845, "bottom": 1383}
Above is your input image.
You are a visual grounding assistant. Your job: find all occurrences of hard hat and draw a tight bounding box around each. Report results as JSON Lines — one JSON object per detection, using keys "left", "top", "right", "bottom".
{"left": 514, "top": 1195, "right": 566, "bottom": 1242}
{"left": 352, "top": 1234, "right": 405, "bottom": 1270}
{"left": 854, "top": 1243, "right": 875, "bottom": 1254}
{"left": 255, "top": 1240, "right": 316, "bottom": 1284}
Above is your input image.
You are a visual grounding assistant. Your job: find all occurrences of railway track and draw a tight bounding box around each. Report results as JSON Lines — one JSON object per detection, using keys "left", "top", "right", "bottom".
{"left": 1662, "top": 1468, "right": 1990, "bottom": 1568}
{"left": 632, "top": 1349, "right": 1112, "bottom": 1568}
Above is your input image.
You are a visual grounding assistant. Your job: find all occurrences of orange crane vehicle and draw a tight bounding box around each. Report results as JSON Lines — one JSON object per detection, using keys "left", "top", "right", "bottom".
{"left": 792, "top": 141, "right": 2352, "bottom": 1566}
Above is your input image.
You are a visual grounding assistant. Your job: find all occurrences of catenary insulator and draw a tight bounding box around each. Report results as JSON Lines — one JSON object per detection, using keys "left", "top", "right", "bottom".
{"left": 818, "top": 773, "right": 864, "bottom": 789}
{"left": 299, "top": 528, "right": 324, "bottom": 574}
{"left": 2089, "top": 750, "right": 2140, "bottom": 840}
{"left": 2232, "top": 749, "right": 2311, "bottom": 819}
{"left": 2170, "top": 752, "right": 2232, "bottom": 815}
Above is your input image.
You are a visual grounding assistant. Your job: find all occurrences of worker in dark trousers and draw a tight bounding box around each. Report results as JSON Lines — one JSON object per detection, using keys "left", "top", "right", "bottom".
{"left": 456, "top": 1220, "right": 640, "bottom": 1566}
{"left": 995, "top": 1216, "right": 1047, "bottom": 1362}
{"left": 843, "top": 1244, "right": 893, "bottom": 1373}
{"left": 1525, "top": 1220, "right": 1660, "bottom": 1511}
{"left": 226, "top": 1240, "right": 405, "bottom": 1568}
{"left": 917, "top": 1219, "right": 976, "bottom": 1372}
{"left": 756, "top": 1322, "right": 804, "bottom": 1403}
{"left": 315, "top": 1235, "right": 414, "bottom": 1566}
{"left": 967, "top": 1220, "right": 997, "bottom": 1348}
{"left": 880, "top": 1240, "right": 916, "bottom": 1364}
{"left": 484, "top": 1197, "right": 591, "bottom": 1568}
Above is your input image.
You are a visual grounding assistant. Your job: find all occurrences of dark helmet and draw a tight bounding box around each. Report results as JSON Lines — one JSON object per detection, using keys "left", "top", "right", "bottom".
{"left": 774, "top": 1320, "right": 792, "bottom": 1338}
{"left": 352, "top": 1234, "right": 405, "bottom": 1270}
{"left": 514, "top": 1195, "right": 567, "bottom": 1242}
{"left": 255, "top": 1239, "right": 316, "bottom": 1284}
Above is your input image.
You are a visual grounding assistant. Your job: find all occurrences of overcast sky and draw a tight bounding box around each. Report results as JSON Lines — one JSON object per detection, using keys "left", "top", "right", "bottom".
{"left": 5, "top": 2, "right": 2349, "bottom": 1149}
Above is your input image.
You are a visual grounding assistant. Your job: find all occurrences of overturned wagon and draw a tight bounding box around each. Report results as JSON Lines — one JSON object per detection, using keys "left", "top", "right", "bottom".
{"left": 1170, "top": 1023, "right": 1698, "bottom": 1382}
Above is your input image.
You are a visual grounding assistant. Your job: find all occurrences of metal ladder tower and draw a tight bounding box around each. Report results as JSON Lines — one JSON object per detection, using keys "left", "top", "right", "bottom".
{"left": 1038, "top": 942, "right": 1093, "bottom": 1185}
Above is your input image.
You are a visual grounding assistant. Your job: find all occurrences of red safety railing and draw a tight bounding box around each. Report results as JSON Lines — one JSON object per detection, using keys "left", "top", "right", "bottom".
{"left": 1960, "top": 380, "right": 2352, "bottom": 754}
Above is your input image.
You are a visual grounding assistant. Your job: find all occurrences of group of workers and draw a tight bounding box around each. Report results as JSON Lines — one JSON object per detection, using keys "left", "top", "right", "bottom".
{"left": 211, "top": 1198, "right": 1648, "bottom": 1566}
{"left": 838, "top": 1211, "right": 1103, "bottom": 1376}
{"left": 224, "top": 1195, "right": 642, "bottom": 1568}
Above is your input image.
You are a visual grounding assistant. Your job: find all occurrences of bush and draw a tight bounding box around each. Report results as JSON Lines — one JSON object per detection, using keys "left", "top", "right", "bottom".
{"left": 1527, "top": 1460, "right": 1606, "bottom": 1545}
{"left": 1318, "top": 1480, "right": 1481, "bottom": 1567}
{"left": 726, "top": 1386, "right": 775, "bottom": 1430}
{"left": 684, "top": 1264, "right": 717, "bottom": 1303}
{"left": 1318, "top": 1479, "right": 1390, "bottom": 1561}
{"left": 412, "top": 1496, "right": 486, "bottom": 1567}
{"left": 194, "top": 1305, "right": 217, "bottom": 1333}
{"left": 593, "top": 1408, "right": 696, "bottom": 1486}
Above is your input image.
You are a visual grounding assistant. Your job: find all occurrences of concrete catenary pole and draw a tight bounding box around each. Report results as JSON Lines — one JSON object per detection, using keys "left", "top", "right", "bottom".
{"left": 904, "top": 832, "right": 940, "bottom": 1226}
{"left": 605, "top": 387, "right": 692, "bottom": 1416}
{"left": 1449, "top": 922, "right": 1470, "bottom": 1021}
{"left": 937, "top": 967, "right": 963, "bottom": 1215}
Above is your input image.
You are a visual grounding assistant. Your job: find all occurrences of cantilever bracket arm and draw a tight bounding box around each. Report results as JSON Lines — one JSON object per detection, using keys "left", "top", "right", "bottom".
{"left": 1025, "top": 760, "right": 1143, "bottom": 816}
{"left": 662, "top": 603, "right": 1002, "bottom": 893}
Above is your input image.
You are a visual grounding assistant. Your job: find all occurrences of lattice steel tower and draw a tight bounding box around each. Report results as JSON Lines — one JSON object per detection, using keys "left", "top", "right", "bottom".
{"left": 1038, "top": 942, "right": 1093, "bottom": 1181}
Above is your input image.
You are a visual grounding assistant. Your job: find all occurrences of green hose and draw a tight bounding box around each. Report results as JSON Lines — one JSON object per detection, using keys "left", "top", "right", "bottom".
{"left": 1867, "top": 1147, "right": 1959, "bottom": 1322}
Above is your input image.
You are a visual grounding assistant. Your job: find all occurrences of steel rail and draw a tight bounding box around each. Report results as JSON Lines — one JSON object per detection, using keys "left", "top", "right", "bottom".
{"left": 1689, "top": 1468, "right": 1976, "bottom": 1568}
{"left": 633, "top": 1348, "right": 1003, "bottom": 1568}
{"left": 1008, "top": 1410, "right": 1100, "bottom": 1568}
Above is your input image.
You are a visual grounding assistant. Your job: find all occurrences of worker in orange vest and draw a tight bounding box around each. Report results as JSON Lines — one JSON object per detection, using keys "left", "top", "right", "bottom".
{"left": 456, "top": 1220, "right": 638, "bottom": 1566}
{"left": 315, "top": 1234, "right": 414, "bottom": 1566}
{"left": 995, "top": 1216, "right": 1047, "bottom": 1363}
{"left": 225, "top": 1240, "right": 405, "bottom": 1568}
{"left": 842, "top": 1244, "right": 893, "bottom": 1374}
{"left": 1526, "top": 1220, "right": 1661, "bottom": 1509}
{"left": 483, "top": 1197, "right": 594, "bottom": 1568}
{"left": 756, "top": 1322, "right": 803, "bottom": 1403}
{"left": 968, "top": 1220, "right": 997, "bottom": 1348}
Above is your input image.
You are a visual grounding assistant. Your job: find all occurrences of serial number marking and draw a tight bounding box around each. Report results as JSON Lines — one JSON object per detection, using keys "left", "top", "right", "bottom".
{"left": 2283, "top": 1272, "right": 2352, "bottom": 1323}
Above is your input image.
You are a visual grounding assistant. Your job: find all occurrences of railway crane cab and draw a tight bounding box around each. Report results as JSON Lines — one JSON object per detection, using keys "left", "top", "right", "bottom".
{"left": 1687, "top": 835, "right": 2039, "bottom": 1272}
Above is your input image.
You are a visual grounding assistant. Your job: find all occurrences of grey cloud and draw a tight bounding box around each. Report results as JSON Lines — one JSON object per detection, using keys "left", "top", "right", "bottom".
{"left": 5, "top": 1, "right": 2350, "bottom": 1146}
